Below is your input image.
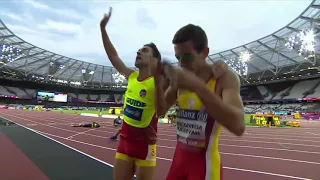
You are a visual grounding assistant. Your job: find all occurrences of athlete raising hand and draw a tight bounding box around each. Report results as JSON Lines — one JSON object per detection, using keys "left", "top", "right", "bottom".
{"left": 100, "top": 7, "right": 164, "bottom": 180}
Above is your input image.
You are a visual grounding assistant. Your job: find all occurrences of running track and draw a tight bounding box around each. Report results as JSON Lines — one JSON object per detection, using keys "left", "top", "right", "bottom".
{"left": 1, "top": 109, "right": 320, "bottom": 180}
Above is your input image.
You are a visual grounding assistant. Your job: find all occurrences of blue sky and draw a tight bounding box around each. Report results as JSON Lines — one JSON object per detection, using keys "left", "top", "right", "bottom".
{"left": 0, "top": 0, "right": 311, "bottom": 67}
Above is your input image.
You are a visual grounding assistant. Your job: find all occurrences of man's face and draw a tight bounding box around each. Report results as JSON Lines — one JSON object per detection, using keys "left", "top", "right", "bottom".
{"left": 174, "top": 41, "right": 207, "bottom": 72}
{"left": 135, "top": 46, "right": 153, "bottom": 68}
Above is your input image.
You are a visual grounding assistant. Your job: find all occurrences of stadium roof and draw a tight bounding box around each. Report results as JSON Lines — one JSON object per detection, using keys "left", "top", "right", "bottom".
{"left": 0, "top": 0, "right": 320, "bottom": 87}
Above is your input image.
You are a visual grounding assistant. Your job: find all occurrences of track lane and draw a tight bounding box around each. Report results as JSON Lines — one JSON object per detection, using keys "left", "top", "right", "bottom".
{"left": 1, "top": 110, "right": 320, "bottom": 179}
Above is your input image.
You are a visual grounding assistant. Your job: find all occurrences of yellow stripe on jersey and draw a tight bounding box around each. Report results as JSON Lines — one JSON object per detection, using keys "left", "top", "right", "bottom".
{"left": 206, "top": 123, "right": 222, "bottom": 180}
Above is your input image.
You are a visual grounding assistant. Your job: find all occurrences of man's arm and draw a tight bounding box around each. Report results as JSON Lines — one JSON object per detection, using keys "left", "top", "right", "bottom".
{"left": 100, "top": 27, "right": 134, "bottom": 78}
{"left": 154, "top": 75, "right": 177, "bottom": 116}
{"left": 100, "top": 9, "right": 133, "bottom": 78}
{"left": 195, "top": 71, "right": 245, "bottom": 136}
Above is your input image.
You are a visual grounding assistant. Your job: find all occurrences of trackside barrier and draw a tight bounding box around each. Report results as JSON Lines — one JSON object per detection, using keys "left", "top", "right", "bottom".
{"left": 80, "top": 113, "right": 99, "bottom": 117}
{"left": 101, "top": 115, "right": 123, "bottom": 119}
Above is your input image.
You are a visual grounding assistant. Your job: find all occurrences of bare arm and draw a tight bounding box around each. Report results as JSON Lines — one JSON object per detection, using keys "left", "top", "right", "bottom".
{"left": 154, "top": 76, "right": 177, "bottom": 116}
{"left": 100, "top": 27, "right": 134, "bottom": 78}
{"left": 100, "top": 9, "right": 133, "bottom": 78}
{"left": 195, "top": 71, "right": 245, "bottom": 136}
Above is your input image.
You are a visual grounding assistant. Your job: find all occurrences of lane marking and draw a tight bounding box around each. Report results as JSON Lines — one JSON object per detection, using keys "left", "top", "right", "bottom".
{"left": 306, "top": 132, "right": 320, "bottom": 136}
{"left": 66, "top": 129, "right": 96, "bottom": 139}
{"left": 0, "top": 116, "right": 114, "bottom": 168}
{"left": 6, "top": 112, "right": 320, "bottom": 139}
{"left": 13, "top": 118, "right": 320, "bottom": 165}
{"left": 219, "top": 144, "right": 320, "bottom": 155}
{"left": 15, "top": 113, "right": 320, "bottom": 141}
{"left": 6, "top": 112, "right": 320, "bottom": 145}
{"left": 3, "top": 113, "right": 320, "bottom": 155}
{"left": 0, "top": 114, "right": 317, "bottom": 179}
{"left": 37, "top": 131, "right": 316, "bottom": 179}
{"left": 26, "top": 124, "right": 38, "bottom": 126}
{"left": 221, "top": 152, "right": 320, "bottom": 165}
{"left": 278, "top": 143, "right": 290, "bottom": 149}
{"left": 223, "top": 167, "right": 312, "bottom": 180}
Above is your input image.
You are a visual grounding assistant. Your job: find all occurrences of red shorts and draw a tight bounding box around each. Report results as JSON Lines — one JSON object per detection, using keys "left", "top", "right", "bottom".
{"left": 167, "top": 144, "right": 223, "bottom": 180}
{"left": 115, "top": 137, "right": 156, "bottom": 167}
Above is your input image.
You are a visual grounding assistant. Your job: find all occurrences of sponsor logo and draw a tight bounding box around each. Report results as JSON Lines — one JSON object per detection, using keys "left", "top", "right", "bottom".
{"left": 139, "top": 89, "right": 147, "bottom": 98}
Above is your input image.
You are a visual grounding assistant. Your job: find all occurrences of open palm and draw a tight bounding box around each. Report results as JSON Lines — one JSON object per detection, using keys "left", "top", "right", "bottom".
{"left": 100, "top": 7, "right": 112, "bottom": 28}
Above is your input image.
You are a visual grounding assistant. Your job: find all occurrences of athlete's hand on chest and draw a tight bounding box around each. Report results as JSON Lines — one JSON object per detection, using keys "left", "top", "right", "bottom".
{"left": 160, "top": 61, "right": 204, "bottom": 92}
{"left": 176, "top": 69, "right": 206, "bottom": 92}
{"left": 212, "top": 60, "right": 228, "bottom": 79}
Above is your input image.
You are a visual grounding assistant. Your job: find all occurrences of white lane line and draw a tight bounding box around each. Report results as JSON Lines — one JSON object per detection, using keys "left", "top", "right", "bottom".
{"left": 224, "top": 167, "right": 312, "bottom": 180}
{"left": 0, "top": 116, "right": 114, "bottom": 168}
{"left": 38, "top": 131, "right": 315, "bottom": 180}
{"left": 10, "top": 112, "right": 320, "bottom": 144}
{"left": 0, "top": 115, "right": 316, "bottom": 179}
{"left": 306, "top": 132, "right": 320, "bottom": 136}
{"left": 20, "top": 121, "right": 320, "bottom": 165}
{"left": 26, "top": 123, "right": 38, "bottom": 126}
{"left": 14, "top": 113, "right": 320, "bottom": 141}
{"left": 7, "top": 112, "right": 320, "bottom": 139}
{"left": 66, "top": 129, "right": 96, "bottom": 139}
{"left": 3, "top": 113, "right": 320, "bottom": 155}
{"left": 221, "top": 152, "right": 320, "bottom": 165}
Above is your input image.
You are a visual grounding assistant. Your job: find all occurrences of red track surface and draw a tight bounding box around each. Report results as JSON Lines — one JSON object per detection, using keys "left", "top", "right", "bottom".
{"left": 0, "top": 132, "right": 49, "bottom": 180}
{"left": 1, "top": 109, "right": 320, "bottom": 180}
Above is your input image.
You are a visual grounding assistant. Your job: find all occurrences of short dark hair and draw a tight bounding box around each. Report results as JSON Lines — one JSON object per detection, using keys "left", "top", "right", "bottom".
{"left": 172, "top": 24, "right": 208, "bottom": 53}
{"left": 145, "top": 42, "right": 161, "bottom": 60}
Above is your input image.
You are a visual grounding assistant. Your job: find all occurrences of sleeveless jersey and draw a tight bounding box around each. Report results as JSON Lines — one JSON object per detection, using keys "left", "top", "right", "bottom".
{"left": 176, "top": 78, "right": 222, "bottom": 152}
{"left": 121, "top": 71, "right": 158, "bottom": 143}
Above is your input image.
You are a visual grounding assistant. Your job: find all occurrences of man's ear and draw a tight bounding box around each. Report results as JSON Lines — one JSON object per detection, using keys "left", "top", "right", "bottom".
{"left": 201, "top": 47, "right": 209, "bottom": 59}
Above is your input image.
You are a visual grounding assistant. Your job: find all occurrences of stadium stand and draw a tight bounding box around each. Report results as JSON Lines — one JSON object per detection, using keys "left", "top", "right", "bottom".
{"left": 0, "top": 1, "right": 320, "bottom": 120}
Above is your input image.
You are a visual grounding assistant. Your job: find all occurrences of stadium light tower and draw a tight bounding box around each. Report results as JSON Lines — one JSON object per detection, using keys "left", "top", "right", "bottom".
{"left": 0, "top": 44, "right": 23, "bottom": 64}
{"left": 285, "top": 28, "right": 318, "bottom": 61}
{"left": 239, "top": 51, "right": 251, "bottom": 63}
{"left": 224, "top": 51, "right": 251, "bottom": 77}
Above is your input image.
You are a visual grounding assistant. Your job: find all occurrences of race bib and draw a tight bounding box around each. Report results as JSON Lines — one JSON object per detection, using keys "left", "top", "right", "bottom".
{"left": 176, "top": 109, "right": 208, "bottom": 147}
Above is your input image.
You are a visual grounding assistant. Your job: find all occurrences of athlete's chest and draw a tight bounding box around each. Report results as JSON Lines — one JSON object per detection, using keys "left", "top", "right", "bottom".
{"left": 126, "top": 80, "right": 155, "bottom": 103}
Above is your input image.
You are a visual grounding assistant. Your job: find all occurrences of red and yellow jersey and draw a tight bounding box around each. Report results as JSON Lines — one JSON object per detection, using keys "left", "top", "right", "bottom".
{"left": 121, "top": 71, "right": 157, "bottom": 144}
{"left": 176, "top": 77, "right": 222, "bottom": 178}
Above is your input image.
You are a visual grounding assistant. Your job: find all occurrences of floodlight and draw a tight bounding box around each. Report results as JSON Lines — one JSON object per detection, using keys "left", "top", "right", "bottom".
{"left": 89, "top": 70, "right": 94, "bottom": 75}
{"left": 224, "top": 58, "right": 248, "bottom": 76}
{"left": 239, "top": 51, "right": 251, "bottom": 63}
{"left": 112, "top": 72, "right": 125, "bottom": 83}
{"left": 81, "top": 69, "right": 86, "bottom": 73}
{"left": 285, "top": 29, "right": 317, "bottom": 58}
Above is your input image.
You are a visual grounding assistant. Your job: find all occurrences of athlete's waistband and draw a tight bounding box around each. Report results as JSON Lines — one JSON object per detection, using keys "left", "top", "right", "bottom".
{"left": 177, "top": 142, "right": 215, "bottom": 153}
{"left": 120, "top": 135, "right": 157, "bottom": 145}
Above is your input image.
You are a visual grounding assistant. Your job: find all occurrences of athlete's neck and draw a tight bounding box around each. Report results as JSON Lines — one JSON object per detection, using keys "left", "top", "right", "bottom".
{"left": 195, "top": 62, "right": 212, "bottom": 82}
{"left": 137, "top": 67, "right": 152, "bottom": 81}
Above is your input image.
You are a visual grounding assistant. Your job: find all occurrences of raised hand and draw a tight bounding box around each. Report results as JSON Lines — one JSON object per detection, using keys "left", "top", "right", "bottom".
{"left": 162, "top": 60, "right": 178, "bottom": 89}
{"left": 212, "top": 60, "right": 228, "bottom": 79}
{"left": 100, "top": 7, "right": 112, "bottom": 28}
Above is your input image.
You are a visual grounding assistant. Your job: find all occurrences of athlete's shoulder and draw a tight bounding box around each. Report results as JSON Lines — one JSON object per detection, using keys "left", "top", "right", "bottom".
{"left": 217, "top": 70, "right": 240, "bottom": 89}
{"left": 127, "top": 71, "right": 139, "bottom": 80}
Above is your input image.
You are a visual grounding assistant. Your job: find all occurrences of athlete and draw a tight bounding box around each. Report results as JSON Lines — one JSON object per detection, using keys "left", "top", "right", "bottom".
{"left": 100, "top": 7, "right": 165, "bottom": 180}
{"left": 113, "top": 116, "right": 122, "bottom": 127}
{"left": 156, "top": 24, "right": 245, "bottom": 180}
{"left": 72, "top": 122, "right": 100, "bottom": 128}
{"left": 109, "top": 129, "right": 122, "bottom": 140}
{"left": 108, "top": 116, "right": 123, "bottom": 140}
